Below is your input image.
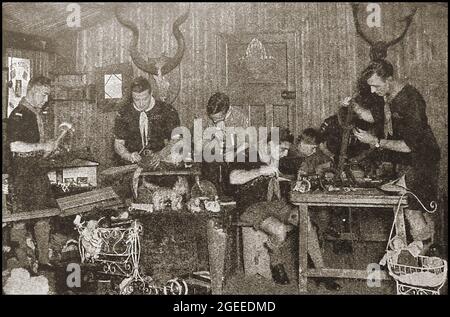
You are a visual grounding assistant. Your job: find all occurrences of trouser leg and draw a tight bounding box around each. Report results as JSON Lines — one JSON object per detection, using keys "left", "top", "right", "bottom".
{"left": 261, "top": 214, "right": 325, "bottom": 277}
{"left": 405, "top": 209, "right": 435, "bottom": 242}
{"left": 34, "top": 219, "right": 51, "bottom": 265}
{"left": 10, "top": 222, "right": 29, "bottom": 267}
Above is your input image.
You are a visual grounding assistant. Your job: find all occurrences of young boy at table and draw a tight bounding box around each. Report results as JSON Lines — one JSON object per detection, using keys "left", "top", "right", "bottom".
{"left": 296, "top": 128, "right": 341, "bottom": 241}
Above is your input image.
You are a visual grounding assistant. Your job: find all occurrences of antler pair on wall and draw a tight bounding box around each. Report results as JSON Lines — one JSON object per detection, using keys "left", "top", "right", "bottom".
{"left": 115, "top": 4, "right": 189, "bottom": 103}
{"left": 351, "top": 3, "right": 418, "bottom": 61}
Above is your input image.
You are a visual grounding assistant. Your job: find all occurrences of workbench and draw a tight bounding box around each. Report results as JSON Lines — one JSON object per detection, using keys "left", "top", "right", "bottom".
{"left": 289, "top": 188, "right": 408, "bottom": 293}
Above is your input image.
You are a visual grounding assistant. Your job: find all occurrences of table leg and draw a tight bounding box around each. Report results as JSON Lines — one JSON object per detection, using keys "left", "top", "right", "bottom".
{"left": 394, "top": 205, "right": 407, "bottom": 244}
{"left": 298, "top": 204, "right": 308, "bottom": 293}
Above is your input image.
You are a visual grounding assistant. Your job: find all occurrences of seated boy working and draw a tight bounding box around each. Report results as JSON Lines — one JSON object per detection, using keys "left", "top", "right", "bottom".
{"left": 296, "top": 128, "right": 341, "bottom": 240}
{"left": 230, "top": 128, "right": 340, "bottom": 290}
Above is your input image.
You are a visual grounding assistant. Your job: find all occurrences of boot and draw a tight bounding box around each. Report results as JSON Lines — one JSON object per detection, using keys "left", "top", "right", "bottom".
{"left": 270, "top": 263, "right": 290, "bottom": 285}
{"left": 265, "top": 239, "right": 290, "bottom": 285}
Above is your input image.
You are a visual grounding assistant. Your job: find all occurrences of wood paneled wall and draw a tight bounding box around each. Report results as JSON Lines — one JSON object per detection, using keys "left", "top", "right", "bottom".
{"left": 74, "top": 2, "right": 448, "bottom": 192}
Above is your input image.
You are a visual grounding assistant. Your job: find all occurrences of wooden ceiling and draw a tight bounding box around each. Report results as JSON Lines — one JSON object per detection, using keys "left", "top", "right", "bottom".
{"left": 2, "top": 2, "right": 117, "bottom": 39}
{"left": 3, "top": 2, "right": 447, "bottom": 40}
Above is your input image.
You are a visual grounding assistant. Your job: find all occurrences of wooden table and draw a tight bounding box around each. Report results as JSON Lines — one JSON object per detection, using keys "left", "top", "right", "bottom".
{"left": 289, "top": 188, "right": 408, "bottom": 293}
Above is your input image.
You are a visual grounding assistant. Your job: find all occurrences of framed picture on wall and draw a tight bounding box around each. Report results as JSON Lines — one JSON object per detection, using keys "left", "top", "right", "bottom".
{"left": 95, "top": 63, "right": 133, "bottom": 113}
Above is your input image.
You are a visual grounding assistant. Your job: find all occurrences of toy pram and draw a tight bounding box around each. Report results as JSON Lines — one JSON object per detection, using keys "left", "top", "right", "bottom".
{"left": 74, "top": 215, "right": 188, "bottom": 295}
{"left": 381, "top": 184, "right": 447, "bottom": 295}
{"left": 387, "top": 255, "right": 447, "bottom": 295}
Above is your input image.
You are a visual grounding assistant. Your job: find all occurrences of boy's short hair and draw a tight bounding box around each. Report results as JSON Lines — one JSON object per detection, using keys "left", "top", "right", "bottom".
{"left": 27, "top": 76, "right": 51, "bottom": 92}
{"left": 207, "top": 92, "right": 230, "bottom": 116}
{"left": 131, "top": 76, "right": 151, "bottom": 93}
{"left": 298, "top": 128, "right": 321, "bottom": 145}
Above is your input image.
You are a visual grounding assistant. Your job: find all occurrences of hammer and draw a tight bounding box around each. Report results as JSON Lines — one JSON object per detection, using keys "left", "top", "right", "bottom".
{"left": 43, "top": 122, "right": 74, "bottom": 158}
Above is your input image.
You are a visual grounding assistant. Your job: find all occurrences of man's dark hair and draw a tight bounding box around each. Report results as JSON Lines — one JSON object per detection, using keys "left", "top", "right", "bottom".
{"left": 207, "top": 92, "right": 230, "bottom": 116}
{"left": 267, "top": 127, "right": 294, "bottom": 144}
{"left": 131, "top": 76, "right": 151, "bottom": 93}
{"left": 362, "top": 60, "right": 394, "bottom": 81}
{"left": 27, "top": 76, "right": 51, "bottom": 92}
{"left": 298, "top": 128, "right": 321, "bottom": 145}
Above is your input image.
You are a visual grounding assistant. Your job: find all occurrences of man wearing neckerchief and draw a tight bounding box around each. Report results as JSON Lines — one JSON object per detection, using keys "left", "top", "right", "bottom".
{"left": 112, "top": 76, "right": 181, "bottom": 196}
{"left": 7, "top": 76, "right": 58, "bottom": 273}
{"left": 351, "top": 60, "right": 441, "bottom": 254}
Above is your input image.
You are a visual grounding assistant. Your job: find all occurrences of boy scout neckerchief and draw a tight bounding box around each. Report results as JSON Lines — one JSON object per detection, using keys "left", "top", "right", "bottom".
{"left": 383, "top": 82, "right": 405, "bottom": 138}
{"left": 133, "top": 95, "right": 155, "bottom": 151}
{"left": 21, "top": 97, "right": 44, "bottom": 141}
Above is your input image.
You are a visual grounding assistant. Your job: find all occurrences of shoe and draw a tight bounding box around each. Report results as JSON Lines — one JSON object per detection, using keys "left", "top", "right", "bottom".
{"left": 270, "top": 264, "right": 290, "bottom": 285}
{"left": 316, "top": 278, "right": 341, "bottom": 291}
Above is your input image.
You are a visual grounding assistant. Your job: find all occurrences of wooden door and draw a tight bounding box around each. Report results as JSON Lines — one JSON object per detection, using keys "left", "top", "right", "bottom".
{"left": 217, "top": 32, "right": 298, "bottom": 137}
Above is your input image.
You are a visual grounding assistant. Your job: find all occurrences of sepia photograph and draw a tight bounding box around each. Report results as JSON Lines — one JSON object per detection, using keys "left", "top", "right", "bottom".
{"left": 1, "top": 2, "right": 448, "bottom": 298}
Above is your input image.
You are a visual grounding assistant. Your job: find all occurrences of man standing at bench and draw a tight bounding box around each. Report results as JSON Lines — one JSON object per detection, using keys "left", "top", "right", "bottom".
{"left": 351, "top": 60, "right": 441, "bottom": 253}
{"left": 7, "top": 76, "right": 58, "bottom": 272}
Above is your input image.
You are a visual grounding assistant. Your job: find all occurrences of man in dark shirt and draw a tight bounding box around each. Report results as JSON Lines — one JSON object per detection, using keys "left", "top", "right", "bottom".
{"left": 229, "top": 128, "right": 340, "bottom": 290}
{"left": 7, "top": 76, "right": 58, "bottom": 272}
{"left": 112, "top": 76, "right": 181, "bottom": 197}
{"left": 351, "top": 60, "right": 440, "bottom": 251}
{"left": 113, "top": 76, "right": 180, "bottom": 164}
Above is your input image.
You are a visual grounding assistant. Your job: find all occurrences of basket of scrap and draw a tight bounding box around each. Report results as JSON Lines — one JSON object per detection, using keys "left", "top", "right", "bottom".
{"left": 386, "top": 254, "right": 447, "bottom": 295}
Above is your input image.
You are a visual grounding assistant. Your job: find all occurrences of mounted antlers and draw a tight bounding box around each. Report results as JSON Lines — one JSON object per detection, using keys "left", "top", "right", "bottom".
{"left": 115, "top": 4, "right": 189, "bottom": 76}
{"left": 351, "top": 3, "right": 417, "bottom": 61}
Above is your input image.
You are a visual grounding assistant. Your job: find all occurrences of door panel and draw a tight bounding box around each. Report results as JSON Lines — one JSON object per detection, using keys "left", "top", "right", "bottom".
{"left": 217, "top": 32, "right": 298, "bottom": 136}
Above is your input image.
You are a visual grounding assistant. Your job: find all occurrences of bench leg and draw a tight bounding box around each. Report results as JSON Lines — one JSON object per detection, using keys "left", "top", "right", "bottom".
{"left": 298, "top": 204, "right": 308, "bottom": 293}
